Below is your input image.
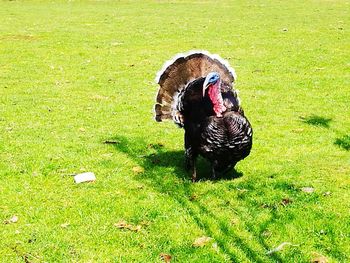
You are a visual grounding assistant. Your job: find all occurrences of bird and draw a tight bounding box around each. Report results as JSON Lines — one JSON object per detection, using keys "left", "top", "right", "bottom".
{"left": 154, "top": 51, "right": 253, "bottom": 182}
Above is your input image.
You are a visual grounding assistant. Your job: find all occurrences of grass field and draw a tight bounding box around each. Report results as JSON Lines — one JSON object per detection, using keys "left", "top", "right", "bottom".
{"left": 0, "top": 0, "right": 349, "bottom": 262}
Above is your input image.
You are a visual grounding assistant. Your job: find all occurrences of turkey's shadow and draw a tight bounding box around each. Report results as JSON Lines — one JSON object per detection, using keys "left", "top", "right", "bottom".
{"left": 109, "top": 135, "right": 242, "bottom": 181}
{"left": 106, "top": 135, "right": 280, "bottom": 262}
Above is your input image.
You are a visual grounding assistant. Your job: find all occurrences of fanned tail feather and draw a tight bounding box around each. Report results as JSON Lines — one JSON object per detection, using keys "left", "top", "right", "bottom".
{"left": 154, "top": 50, "right": 236, "bottom": 126}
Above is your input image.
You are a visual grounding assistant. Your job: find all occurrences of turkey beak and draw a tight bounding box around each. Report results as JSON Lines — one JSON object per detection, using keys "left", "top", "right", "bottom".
{"left": 203, "top": 80, "right": 210, "bottom": 97}
{"left": 203, "top": 85, "right": 208, "bottom": 97}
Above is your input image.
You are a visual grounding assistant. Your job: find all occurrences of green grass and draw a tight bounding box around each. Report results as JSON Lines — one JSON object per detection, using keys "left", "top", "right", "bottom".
{"left": 0, "top": 0, "right": 349, "bottom": 262}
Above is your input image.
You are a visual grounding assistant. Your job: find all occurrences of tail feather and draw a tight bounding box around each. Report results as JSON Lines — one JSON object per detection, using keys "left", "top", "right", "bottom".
{"left": 154, "top": 50, "right": 236, "bottom": 125}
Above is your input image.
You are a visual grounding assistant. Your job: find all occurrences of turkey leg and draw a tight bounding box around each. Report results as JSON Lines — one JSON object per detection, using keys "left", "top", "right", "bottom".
{"left": 184, "top": 132, "right": 198, "bottom": 182}
{"left": 185, "top": 147, "right": 197, "bottom": 182}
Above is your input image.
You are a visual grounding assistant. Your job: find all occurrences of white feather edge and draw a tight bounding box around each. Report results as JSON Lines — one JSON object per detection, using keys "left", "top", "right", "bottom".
{"left": 155, "top": 50, "right": 237, "bottom": 84}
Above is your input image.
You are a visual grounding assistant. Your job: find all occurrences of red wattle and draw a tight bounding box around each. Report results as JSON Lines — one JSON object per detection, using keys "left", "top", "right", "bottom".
{"left": 208, "top": 83, "right": 226, "bottom": 117}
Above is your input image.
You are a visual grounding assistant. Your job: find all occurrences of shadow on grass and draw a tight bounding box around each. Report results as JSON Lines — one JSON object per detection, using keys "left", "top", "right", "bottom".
{"left": 299, "top": 116, "right": 350, "bottom": 152}
{"left": 299, "top": 115, "right": 332, "bottom": 128}
{"left": 110, "top": 135, "right": 243, "bottom": 182}
{"left": 334, "top": 135, "right": 350, "bottom": 151}
{"left": 109, "top": 135, "right": 304, "bottom": 261}
{"left": 107, "top": 135, "right": 278, "bottom": 262}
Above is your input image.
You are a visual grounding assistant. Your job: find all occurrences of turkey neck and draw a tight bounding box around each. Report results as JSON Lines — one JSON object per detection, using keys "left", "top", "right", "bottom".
{"left": 207, "top": 82, "right": 226, "bottom": 117}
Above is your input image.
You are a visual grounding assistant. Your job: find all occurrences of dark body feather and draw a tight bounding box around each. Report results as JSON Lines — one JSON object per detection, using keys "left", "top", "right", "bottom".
{"left": 154, "top": 51, "right": 253, "bottom": 181}
{"left": 179, "top": 78, "right": 252, "bottom": 180}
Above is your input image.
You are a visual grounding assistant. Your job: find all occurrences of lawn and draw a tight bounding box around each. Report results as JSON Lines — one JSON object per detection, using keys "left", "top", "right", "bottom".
{"left": 0, "top": 0, "right": 349, "bottom": 262}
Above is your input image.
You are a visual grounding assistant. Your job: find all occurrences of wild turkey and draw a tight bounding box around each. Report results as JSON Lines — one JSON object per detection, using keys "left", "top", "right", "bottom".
{"left": 154, "top": 51, "right": 253, "bottom": 181}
